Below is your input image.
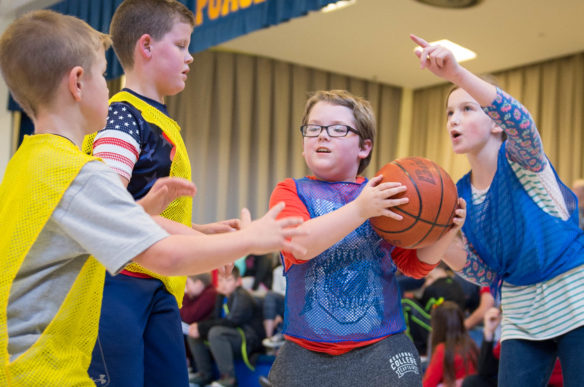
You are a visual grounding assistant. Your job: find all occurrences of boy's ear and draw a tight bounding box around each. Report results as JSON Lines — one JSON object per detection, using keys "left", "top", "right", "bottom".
{"left": 137, "top": 34, "right": 153, "bottom": 60}
{"left": 358, "top": 139, "right": 373, "bottom": 159}
{"left": 67, "top": 66, "right": 85, "bottom": 102}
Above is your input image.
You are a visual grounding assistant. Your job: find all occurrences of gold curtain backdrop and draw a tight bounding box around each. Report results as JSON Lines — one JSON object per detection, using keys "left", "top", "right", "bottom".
{"left": 166, "top": 50, "right": 402, "bottom": 224}
{"left": 409, "top": 52, "right": 584, "bottom": 185}
{"left": 105, "top": 49, "right": 584, "bottom": 225}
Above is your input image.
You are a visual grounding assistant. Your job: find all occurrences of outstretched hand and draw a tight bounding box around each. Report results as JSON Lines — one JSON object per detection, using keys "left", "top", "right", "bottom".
{"left": 410, "top": 34, "right": 462, "bottom": 83}
{"left": 241, "top": 202, "right": 308, "bottom": 258}
{"left": 193, "top": 218, "right": 241, "bottom": 234}
{"left": 138, "top": 177, "right": 197, "bottom": 216}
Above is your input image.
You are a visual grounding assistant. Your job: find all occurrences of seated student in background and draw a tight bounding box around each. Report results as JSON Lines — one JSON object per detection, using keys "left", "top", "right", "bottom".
{"left": 463, "top": 287, "right": 495, "bottom": 347}
{"left": 243, "top": 253, "right": 275, "bottom": 292}
{"left": 181, "top": 273, "right": 217, "bottom": 325}
{"left": 181, "top": 273, "right": 217, "bottom": 370}
{"left": 187, "top": 267, "right": 265, "bottom": 387}
{"left": 420, "top": 263, "right": 466, "bottom": 311}
{"left": 424, "top": 301, "right": 479, "bottom": 387}
{"left": 262, "top": 263, "right": 286, "bottom": 349}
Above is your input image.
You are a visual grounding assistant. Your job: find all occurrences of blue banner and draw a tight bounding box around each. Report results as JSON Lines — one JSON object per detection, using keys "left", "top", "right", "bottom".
{"left": 8, "top": 0, "right": 336, "bottom": 111}
{"left": 49, "top": 0, "right": 338, "bottom": 80}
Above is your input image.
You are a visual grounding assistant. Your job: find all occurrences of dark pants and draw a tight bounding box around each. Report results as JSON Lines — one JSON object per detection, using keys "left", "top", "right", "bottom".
{"left": 188, "top": 326, "right": 243, "bottom": 378}
{"left": 263, "top": 291, "right": 285, "bottom": 320}
{"left": 88, "top": 274, "right": 189, "bottom": 387}
{"left": 268, "top": 332, "right": 422, "bottom": 387}
{"left": 499, "top": 325, "right": 584, "bottom": 387}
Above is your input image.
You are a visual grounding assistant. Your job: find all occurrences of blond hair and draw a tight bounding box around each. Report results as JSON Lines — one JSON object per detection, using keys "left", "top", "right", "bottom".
{"left": 0, "top": 10, "right": 111, "bottom": 119}
{"left": 302, "top": 90, "right": 376, "bottom": 175}
{"left": 110, "top": 0, "right": 195, "bottom": 70}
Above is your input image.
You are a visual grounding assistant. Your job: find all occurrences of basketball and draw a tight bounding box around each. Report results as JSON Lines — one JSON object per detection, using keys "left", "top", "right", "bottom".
{"left": 369, "top": 157, "right": 458, "bottom": 249}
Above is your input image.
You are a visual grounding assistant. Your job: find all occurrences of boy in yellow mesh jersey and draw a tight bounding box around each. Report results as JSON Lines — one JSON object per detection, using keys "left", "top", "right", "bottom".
{"left": 83, "top": 0, "right": 248, "bottom": 385}
{"left": 0, "top": 10, "right": 305, "bottom": 386}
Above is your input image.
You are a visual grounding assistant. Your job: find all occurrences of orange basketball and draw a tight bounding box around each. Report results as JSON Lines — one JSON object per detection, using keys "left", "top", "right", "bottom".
{"left": 369, "top": 157, "right": 458, "bottom": 249}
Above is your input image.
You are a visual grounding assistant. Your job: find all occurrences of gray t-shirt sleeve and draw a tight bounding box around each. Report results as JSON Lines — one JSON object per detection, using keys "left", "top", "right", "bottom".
{"left": 7, "top": 161, "right": 171, "bottom": 359}
{"left": 54, "top": 160, "right": 169, "bottom": 274}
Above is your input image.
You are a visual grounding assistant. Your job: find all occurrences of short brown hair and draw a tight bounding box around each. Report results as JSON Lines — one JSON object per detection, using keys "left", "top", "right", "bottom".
{"left": 110, "top": 0, "right": 195, "bottom": 70}
{"left": 0, "top": 10, "right": 111, "bottom": 118}
{"left": 188, "top": 272, "right": 212, "bottom": 287}
{"left": 302, "top": 90, "right": 376, "bottom": 175}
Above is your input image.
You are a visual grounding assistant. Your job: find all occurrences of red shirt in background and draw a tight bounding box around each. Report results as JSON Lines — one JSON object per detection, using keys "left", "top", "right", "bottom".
{"left": 179, "top": 285, "right": 218, "bottom": 324}
{"left": 423, "top": 343, "right": 477, "bottom": 387}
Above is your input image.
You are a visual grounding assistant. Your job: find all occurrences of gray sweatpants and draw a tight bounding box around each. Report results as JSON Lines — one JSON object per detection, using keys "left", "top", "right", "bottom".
{"left": 268, "top": 332, "right": 422, "bottom": 386}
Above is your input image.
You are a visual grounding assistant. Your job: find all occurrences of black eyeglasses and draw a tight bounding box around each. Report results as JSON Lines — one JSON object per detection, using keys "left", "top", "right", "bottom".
{"left": 300, "top": 124, "right": 359, "bottom": 138}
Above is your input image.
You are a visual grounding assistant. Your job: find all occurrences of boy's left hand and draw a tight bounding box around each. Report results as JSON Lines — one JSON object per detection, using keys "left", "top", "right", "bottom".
{"left": 138, "top": 177, "right": 197, "bottom": 216}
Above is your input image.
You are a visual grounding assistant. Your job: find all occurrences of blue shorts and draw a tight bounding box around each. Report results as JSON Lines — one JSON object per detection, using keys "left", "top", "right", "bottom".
{"left": 88, "top": 273, "right": 189, "bottom": 387}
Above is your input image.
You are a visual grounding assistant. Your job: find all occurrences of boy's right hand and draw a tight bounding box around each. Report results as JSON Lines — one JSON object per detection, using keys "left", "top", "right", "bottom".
{"left": 241, "top": 202, "right": 307, "bottom": 257}
{"left": 355, "top": 175, "right": 409, "bottom": 220}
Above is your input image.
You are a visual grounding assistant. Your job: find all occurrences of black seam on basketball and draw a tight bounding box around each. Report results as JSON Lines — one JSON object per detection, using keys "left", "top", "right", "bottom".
{"left": 410, "top": 161, "right": 447, "bottom": 248}
{"left": 371, "top": 222, "right": 450, "bottom": 235}
{"left": 392, "top": 207, "right": 452, "bottom": 227}
{"left": 393, "top": 160, "right": 423, "bottom": 218}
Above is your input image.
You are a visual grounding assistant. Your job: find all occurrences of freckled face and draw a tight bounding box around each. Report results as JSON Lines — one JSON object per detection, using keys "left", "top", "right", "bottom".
{"left": 302, "top": 101, "right": 371, "bottom": 182}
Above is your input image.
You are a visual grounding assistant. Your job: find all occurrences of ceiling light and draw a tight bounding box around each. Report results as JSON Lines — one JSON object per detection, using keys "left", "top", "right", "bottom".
{"left": 321, "top": 0, "right": 356, "bottom": 13}
{"left": 414, "top": 39, "right": 477, "bottom": 63}
{"left": 413, "top": 0, "right": 481, "bottom": 8}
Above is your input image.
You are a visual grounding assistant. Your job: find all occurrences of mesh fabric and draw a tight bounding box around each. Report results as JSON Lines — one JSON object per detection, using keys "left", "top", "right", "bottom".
{"left": 0, "top": 135, "right": 105, "bottom": 385}
{"left": 458, "top": 142, "right": 584, "bottom": 296}
{"left": 83, "top": 91, "right": 192, "bottom": 306}
{"left": 283, "top": 178, "right": 405, "bottom": 342}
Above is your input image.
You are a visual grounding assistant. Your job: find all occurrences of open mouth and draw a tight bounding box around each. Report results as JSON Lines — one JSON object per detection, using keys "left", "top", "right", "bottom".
{"left": 316, "top": 147, "right": 331, "bottom": 153}
{"left": 450, "top": 131, "right": 461, "bottom": 139}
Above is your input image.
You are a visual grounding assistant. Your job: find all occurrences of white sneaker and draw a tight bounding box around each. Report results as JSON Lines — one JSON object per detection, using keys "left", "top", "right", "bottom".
{"left": 262, "top": 333, "right": 285, "bottom": 348}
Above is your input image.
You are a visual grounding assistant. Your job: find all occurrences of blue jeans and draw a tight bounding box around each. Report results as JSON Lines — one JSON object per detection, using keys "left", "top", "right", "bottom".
{"left": 499, "top": 325, "right": 584, "bottom": 387}
{"left": 263, "top": 291, "right": 285, "bottom": 320}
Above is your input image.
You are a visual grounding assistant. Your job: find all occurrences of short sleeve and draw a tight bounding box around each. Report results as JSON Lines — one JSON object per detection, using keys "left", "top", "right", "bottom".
{"left": 54, "top": 161, "right": 169, "bottom": 274}
{"left": 92, "top": 103, "right": 142, "bottom": 181}
{"left": 269, "top": 179, "right": 311, "bottom": 269}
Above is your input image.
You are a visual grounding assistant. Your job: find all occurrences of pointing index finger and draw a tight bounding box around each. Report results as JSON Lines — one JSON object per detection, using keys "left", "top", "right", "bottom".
{"left": 410, "top": 34, "right": 429, "bottom": 48}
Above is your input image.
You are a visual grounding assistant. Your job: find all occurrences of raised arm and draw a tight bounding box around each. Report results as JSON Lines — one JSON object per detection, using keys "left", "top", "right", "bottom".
{"left": 410, "top": 34, "right": 545, "bottom": 171}
{"left": 483, "top": 89, "right": 545, "bottom": 171}
{"left": 410, "top": 34, "right": 497, "bottom": 105}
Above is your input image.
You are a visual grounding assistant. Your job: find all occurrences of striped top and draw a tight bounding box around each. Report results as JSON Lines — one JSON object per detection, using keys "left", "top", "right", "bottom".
{"left": 472, "top": 163, "right": 584, "bottom": 341}
{"left": 457, "top": 88, "right": 584, "bottom": 341}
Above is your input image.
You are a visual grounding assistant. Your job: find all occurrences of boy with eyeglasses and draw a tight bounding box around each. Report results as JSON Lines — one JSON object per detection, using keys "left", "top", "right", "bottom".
{"left": 265, "top": 89, "right": 467, "bottom": 386}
